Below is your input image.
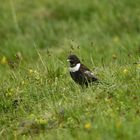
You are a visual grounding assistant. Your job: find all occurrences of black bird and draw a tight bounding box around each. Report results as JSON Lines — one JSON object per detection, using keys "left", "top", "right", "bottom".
{"left": 67, "top": 54, "right": 98, "bottom": 86}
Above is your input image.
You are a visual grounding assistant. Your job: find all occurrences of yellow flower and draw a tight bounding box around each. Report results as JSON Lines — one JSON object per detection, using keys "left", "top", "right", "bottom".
{"left": 29, "top": 69, "right": 33, "bottom": 74}
{"left": 123, "top": 69, "right": 129, "bottom": 75}
{"left": 36, "top": 118, "right": 47, "bottom": 125}
{"left": 1, "top": 56, "right": 8, "bottom": 64}
{"left": 84, "top": 122, "right": 92, "bottom": 129}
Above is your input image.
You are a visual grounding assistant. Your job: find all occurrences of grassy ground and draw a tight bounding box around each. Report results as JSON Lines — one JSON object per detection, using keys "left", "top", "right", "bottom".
{"left": 0, "top": 0, "right": 140, "bottom": 139}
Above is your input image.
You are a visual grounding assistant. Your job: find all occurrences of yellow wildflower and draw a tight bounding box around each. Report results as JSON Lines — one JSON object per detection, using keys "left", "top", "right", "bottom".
{"left": 123, "top": 69, "right": 129, "bottom": 75}
{"left": 29, "top": 69, "right": 33, "bottom": 74}
{"left": 84, "top": 122, "right": 92, "bottom": 129}
{"left": 36, "top": 118, "right": 47, "bottom": 125}
{"left": 1, "top": 56, "right": 8, "bottom": 64}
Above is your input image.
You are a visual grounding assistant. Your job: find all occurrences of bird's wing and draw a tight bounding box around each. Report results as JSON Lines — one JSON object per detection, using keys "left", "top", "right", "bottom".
{"left": 80, "top": 64, "right": 98, "bottom": 81}
{"left": 84, "top": 70, "right": 95, "bottom": 77}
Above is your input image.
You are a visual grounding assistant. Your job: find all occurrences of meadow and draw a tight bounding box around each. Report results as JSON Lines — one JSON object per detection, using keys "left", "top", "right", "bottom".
{"left": 0, "top": 0, "right": 140, "bottom": 139}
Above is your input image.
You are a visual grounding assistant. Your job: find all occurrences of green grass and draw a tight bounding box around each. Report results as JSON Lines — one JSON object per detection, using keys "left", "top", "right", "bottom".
{"left": 0, "top": 0, "right": 140, "bottom": 139}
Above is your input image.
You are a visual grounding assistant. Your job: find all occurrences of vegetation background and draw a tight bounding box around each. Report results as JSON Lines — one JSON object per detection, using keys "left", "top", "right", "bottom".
{"left": 0, "top": 0, "right": 140, "bottom": 139}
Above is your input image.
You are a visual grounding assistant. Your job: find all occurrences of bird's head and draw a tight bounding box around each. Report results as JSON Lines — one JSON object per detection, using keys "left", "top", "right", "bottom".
{"left": 67, "top": 54, "right": 80, "bottom": 67}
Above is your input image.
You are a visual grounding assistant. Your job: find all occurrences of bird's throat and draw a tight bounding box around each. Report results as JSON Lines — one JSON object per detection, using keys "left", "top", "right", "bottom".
{"left": 69, "top": 63, "right": 81, "bottom": 72}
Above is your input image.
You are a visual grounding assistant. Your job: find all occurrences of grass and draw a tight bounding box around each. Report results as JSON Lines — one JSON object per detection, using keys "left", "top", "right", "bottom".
{"left": 0, "top": 0, "right": 140, "bottom": 139}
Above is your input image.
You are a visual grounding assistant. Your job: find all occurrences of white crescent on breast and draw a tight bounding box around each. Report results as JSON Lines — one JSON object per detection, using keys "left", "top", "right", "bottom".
{"left": 69, "top": 63, "right": 81, "bottom": 72}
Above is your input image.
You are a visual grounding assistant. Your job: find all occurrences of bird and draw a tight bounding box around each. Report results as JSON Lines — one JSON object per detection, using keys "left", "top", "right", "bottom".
{"left": 67, "top": 54, "right": 98, "bottom": 87}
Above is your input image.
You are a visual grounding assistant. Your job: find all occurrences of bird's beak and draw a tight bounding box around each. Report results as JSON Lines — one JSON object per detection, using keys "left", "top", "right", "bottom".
{"left": 67, "top": 59, "right": 70, "bottom": 62}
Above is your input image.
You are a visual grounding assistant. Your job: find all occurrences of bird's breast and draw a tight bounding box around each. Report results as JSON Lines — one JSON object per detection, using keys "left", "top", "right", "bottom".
{"left": 70, "top": 71, "right": 86, "bottom": 85}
